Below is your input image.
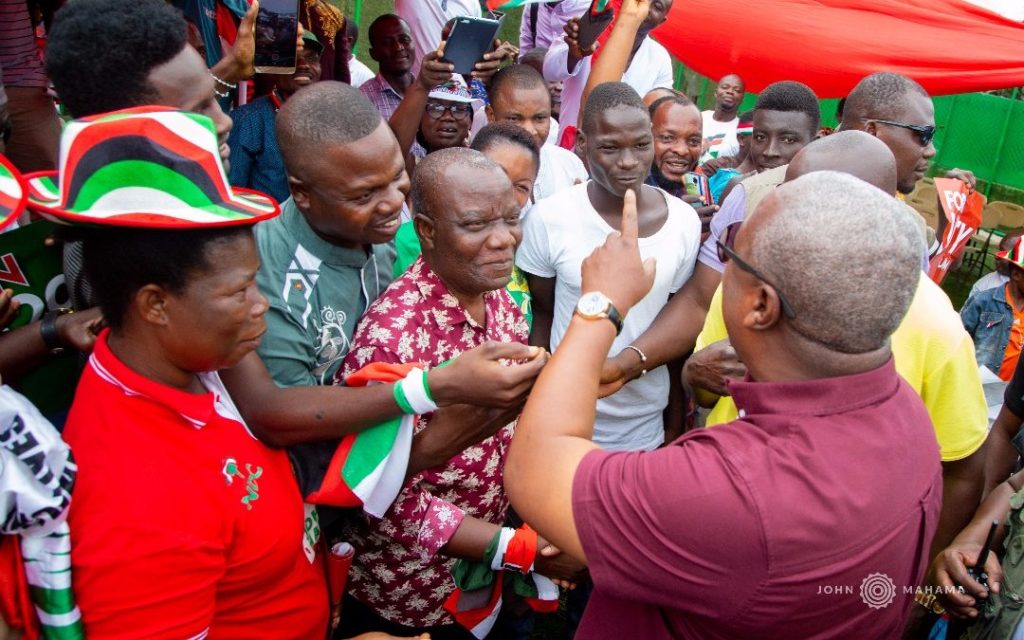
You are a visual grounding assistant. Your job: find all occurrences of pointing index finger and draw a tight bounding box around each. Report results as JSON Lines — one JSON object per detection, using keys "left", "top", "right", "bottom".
{"left": 620, "top": 188, "right": 639, "bottom": 243}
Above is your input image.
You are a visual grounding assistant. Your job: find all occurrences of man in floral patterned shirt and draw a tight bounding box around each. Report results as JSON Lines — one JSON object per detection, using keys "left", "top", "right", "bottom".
{"left": 336, "top": 148, "right": 582, "bottom": 637}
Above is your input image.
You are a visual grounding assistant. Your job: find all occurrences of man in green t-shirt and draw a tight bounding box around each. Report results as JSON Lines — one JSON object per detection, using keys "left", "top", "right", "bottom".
{"left": 255, "top": 83, "right": 407, "bottom": 387}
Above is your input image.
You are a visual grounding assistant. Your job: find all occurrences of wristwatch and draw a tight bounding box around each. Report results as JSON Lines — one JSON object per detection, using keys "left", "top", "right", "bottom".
{"left": 575, "top": 292, "right": 623, "bottom": 335}
{"left": 40, "top": 308, "right": 74, "bottom": 355}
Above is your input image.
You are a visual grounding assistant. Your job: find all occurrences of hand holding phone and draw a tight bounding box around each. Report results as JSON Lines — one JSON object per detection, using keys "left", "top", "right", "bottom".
{"left": 575, "top": 0, "right": 615, "bottom": 51}
{"left": 254, "top": 0, "right": 299, "bottom": 74}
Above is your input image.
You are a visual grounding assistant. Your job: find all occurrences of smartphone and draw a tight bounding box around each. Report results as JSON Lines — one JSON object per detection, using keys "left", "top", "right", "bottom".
{"left": 576, "top": 0, "right": 614, "bottom": 51}
{"left": 254, "top": 0, "right": 299, "bottom": 75}
{"left": 444, "top": 14, "right": 504, "bottom": 75}
{"left": 685, "top": 172, "right": 713, "bottom": 206}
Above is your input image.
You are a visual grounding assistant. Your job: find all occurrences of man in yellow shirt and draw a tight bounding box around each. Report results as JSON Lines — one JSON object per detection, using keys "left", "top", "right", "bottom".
{"left": 689, "top": 132, "right": 988, "bottom": 566}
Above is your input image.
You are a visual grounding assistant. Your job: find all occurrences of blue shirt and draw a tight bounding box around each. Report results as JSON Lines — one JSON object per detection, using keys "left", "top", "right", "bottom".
{"left": 227, "top": 96, "right": 290, "bottom": 204}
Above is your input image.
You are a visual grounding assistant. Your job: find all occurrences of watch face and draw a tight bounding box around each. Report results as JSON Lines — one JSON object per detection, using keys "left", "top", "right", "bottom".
{"left": 577, "top": 292, "right": 608, "bottom": 316}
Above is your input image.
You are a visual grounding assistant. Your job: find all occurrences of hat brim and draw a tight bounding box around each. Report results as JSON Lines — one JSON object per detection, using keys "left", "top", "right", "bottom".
{"left": 996, "top": 249, "right": 1017, "bottom": 263}
{"left": 0, "top": 155, "right": 28, "bottom": 233}
{"left": 24, "top": 171, "right": 280, "bottom": 229}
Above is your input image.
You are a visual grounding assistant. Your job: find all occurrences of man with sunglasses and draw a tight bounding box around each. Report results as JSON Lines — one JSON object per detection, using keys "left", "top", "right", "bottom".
{"left": 840, "top": 71, "right": 976, "bottom": 246}
{"left": 505, "top": 172, "right": 942, "bottom": 638}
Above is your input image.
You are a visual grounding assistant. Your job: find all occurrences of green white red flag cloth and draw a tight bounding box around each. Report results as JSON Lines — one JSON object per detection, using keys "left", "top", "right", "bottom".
{"left": 444, "top": 526, "right": 560, "bottom": 638}
{"left": 304, "top": 362, "right": 418, "bottom": 518}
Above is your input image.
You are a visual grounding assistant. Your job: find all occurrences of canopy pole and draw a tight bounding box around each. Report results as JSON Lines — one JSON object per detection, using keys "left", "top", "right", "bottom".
{"left": 352, "top": 0, "right": 364, "bottom": 53}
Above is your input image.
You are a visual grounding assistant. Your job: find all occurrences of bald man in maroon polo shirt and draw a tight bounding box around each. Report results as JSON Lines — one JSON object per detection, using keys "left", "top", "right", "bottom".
{"left": 505, "top": 171, "right": 943, "bottom": 639}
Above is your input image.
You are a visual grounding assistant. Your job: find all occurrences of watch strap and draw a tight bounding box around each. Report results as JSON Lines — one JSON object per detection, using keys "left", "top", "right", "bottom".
{"left": 40, "top": 309, "right": 72, "bottom": 355}
{"left": 606, "top": 302, "right": 624, "bottom": 335}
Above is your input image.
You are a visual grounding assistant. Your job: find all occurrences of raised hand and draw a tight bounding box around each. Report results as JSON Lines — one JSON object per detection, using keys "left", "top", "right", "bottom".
{"left": 563, "top": 18, "right": 597, "bottom": 63}
{"left": 419, "top": 45, "right": 456, "bottom": 91}
{"left": 581, "top": 189, "right": 656, "bottom": 315}
{"left": 0, "top": 289, "right": 20, "bottom": 330}
{"left": 226, "top": 0, "right": 258, "bottom": 80}
{"left": 471, "top": 39, "right": 518, "bottom": 83}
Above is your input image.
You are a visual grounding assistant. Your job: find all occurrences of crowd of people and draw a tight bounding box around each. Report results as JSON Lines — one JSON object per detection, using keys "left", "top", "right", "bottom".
{"left": 0, "top": 0, "right": 1020, "bottom": 638}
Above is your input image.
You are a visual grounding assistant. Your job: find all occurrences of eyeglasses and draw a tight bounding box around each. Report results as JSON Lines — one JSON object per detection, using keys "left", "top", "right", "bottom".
{"left": 425, "top": 102, "right": 473, "bottom": 120}
{"left": 870, "top": 119, "right": 936, "bottom": 147}
{"left": 716, "top": 238, "right": 797, "bottom": 319}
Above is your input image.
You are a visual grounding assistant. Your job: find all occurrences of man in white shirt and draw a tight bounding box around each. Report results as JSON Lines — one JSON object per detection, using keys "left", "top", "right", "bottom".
{"left": 519, "top": 0, "right": 591, "bottom": 52}
{"left": 341, "top": 19, "right": 375, "bottom": 87}
{"left": 487, "top": 64, "right": 588, "bottom": 203}
{"left": 516, "top": 82, "right": 700, "bottom": 452}
{"left": 700, "top": 73, "right": 745, "bottom": 162}
{"left": 542, "top": 0, "right": 674, "bottom": 141}
{"left": 394, "top": 0, "right": 480, "bottom": 75}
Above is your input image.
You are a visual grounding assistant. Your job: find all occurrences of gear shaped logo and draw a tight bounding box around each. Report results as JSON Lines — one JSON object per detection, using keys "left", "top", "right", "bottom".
{"left": 859, "top": 572, "right": 897, "bottom": 609}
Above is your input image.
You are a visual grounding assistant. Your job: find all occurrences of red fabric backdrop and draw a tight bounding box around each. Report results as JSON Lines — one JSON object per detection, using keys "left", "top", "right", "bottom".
{"left": 651, "top": 0, "right": 1024, "bottom": 97}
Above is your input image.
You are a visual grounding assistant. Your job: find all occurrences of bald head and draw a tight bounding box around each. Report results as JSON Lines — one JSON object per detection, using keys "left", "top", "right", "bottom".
{"left": 276, "top": 81, "right": 383, "bottom": 180}
{"left": 745, "top": 171, "right": 920, "bottom": 353}
{"left": 643, "top": 87, "right": 678, "bottom": 108}
{"left": 410, "top": 147, "right": 509, "bottom": 219}
{"left": 785, "top": 131, "right": 897, "bottom": 194}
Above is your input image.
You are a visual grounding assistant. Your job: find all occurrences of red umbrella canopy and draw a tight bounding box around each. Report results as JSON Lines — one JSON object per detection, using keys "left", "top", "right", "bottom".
{"left": 652, "top": 0, "right": 1024, "bottom": 97}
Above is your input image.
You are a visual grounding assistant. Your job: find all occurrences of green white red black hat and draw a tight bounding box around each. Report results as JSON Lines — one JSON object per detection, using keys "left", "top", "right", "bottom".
{"left": 428, "top": 76, "right": 484, "bottom": 111}
{"left": 25, "top": 106, "right": 279, "bottom": 229}
{"left": 998, "top": 237, "right": 1024, "bottom": 269}
{"left": 0, "top": 153, "right": 27, "bottom": 233}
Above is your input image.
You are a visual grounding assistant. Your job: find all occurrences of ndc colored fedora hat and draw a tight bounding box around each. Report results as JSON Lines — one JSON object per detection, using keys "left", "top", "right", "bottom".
{"left": 0, "top": 153, "right": 27, "bottom": 232}
{"left": 25, "top": 106, "right": 279, "bottom": 229}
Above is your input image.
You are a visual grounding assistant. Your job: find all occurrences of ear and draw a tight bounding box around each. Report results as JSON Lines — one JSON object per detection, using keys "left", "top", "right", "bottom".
{"left": 368, "top": 45, "right": 380, "bottom": 63}
{"left": 485, "top": 104, "right": 495, "bottom": 123}
{"left": 742, "top": 283, "right": 783, "bottom": 333}
{"left": 864, "top": 120, "right": 879, "bottom": 137}
{"left": 134, "top": 284, "right": 172, "bottom": 327}
{"left": 575, "top": 130, "right": 587, "bottom": 157}
{"left": 289, "top": 175, "right": 311, "bottom": 212}
{"left": 414, "top": 213, "right": 437, "bottom": 251}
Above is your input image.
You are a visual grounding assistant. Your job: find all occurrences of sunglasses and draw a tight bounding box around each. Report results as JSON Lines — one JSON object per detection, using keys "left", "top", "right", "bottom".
{"left": 716, "top": 237, "right": 797, "bottom": 319}
{"left": 871, "top": 119, "right": 936, "bottom": 147}
{"left": 425, "top": 102, "right": 473, "bottom": 120}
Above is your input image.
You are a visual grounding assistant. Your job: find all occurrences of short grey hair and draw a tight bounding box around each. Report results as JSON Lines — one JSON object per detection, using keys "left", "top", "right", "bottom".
{"left": 748, "top": 171, "right": 921, "bottom": 353}
{"left": 410, "top": 147, "right": 506, "bottom": 218}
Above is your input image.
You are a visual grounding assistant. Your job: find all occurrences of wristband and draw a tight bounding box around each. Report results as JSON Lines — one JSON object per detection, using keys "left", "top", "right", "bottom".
{"left": 40, "top": 308, "right": 73, "bottom": 355}
{"left": 488, "top": 525, "right": 538, "bottom": 574}
{"left": 209, "top": 72, "right": 238, "bottom": 90}
{"left": 623, "top": 345, "right": 647, "bottom": 377}
{"left": 393, "top": 367, "right": 439, "bottom": 415}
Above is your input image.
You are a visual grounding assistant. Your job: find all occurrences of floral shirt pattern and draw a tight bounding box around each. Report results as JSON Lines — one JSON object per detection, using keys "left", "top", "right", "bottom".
{"left": 337, "top": 257, "right": 529, "bottom": 628}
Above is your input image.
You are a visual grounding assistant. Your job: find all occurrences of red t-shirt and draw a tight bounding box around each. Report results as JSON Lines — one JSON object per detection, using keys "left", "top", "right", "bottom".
{"left": 572, "top": 358, "right": 942, "bottom": 639}
{"left": 65, "top": 332, "right": 328, "bottom": 639}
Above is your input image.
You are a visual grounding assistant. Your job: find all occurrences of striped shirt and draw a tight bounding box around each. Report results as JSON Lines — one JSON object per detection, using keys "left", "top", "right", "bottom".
{"left": 0, "top": 0, "right": 47, "bottom": 88}
{"left": 359, "top": 73, "right": 405, "bottom": 121}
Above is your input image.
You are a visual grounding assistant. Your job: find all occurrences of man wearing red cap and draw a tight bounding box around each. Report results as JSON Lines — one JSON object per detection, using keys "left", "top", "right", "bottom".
{"left": 962, "top": 238, "right": 1024, "bottom": 381}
